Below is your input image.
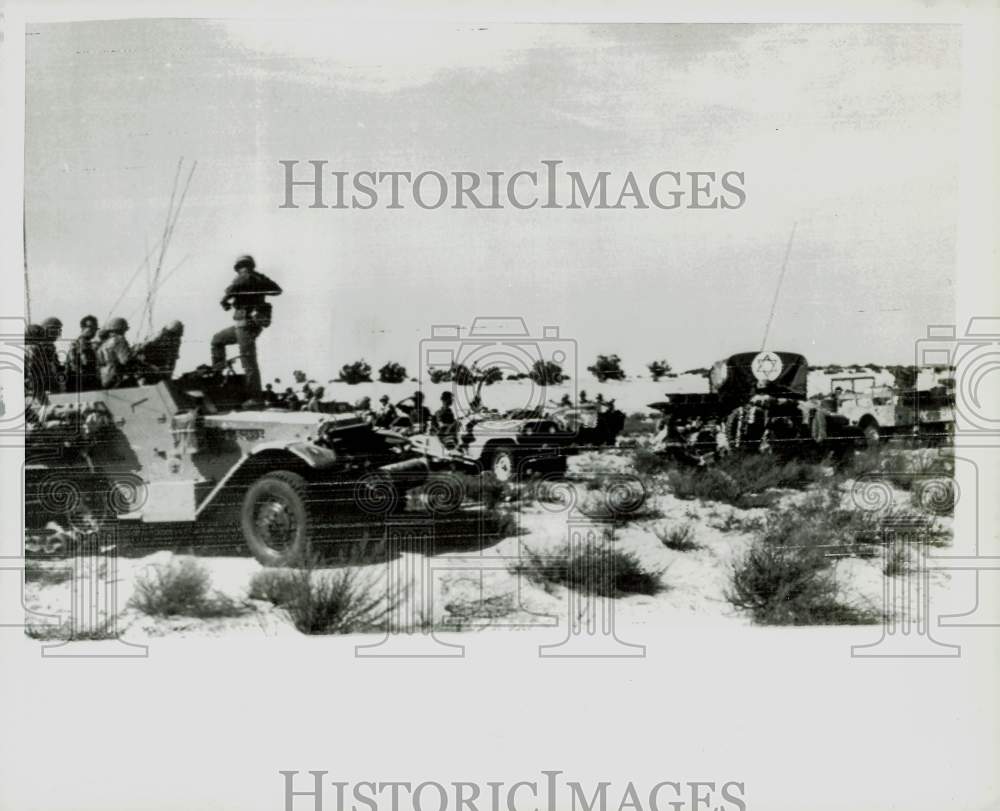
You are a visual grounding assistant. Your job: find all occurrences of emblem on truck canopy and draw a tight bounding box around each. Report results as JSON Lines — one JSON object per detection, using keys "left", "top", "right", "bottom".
{"left": 751, "top": 351, "right": 783, "bottom": 383}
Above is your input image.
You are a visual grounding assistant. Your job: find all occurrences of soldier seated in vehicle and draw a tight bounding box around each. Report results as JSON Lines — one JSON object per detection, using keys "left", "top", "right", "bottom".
{"left": 434, "top": 391, "right": 459, "bottom": 447}
{"left": 134, "top": 320, "right": 184, "bottom": 383}
{"left": 65, "top": 314, "right": 101, "bottom": 392}
{"left": 96, "top": 317, "right": 137, "bottom": 388}
{"left": 301, "top": 386, "right": 326, "bottom": 412}
{"left": 24, "top": 323, "right": 48, "bottom": 401}
{"left": 352, "top": 395, "right": 375, "bottom": 423}
{"left": 393, "top": 391, "right": 431, "bottom": 434}
{"left": 373, "top": 394, "right": 398, "bottom": 428}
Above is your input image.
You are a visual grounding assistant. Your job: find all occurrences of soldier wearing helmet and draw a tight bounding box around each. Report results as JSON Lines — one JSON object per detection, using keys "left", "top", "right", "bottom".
{"left": 134, "top": 320, "right": 184, "bottom": 383}
{"left": 395, "top": 390, "right": 431, "bottom": 434}
{"left": 65, "top": 314, "right": 100, "bottom": 391}
{"left": 210, "top": 254, "right": 283, "bottom": 398}
{"left": 34, "top": 317, "right": 65, "bottom": 393}
{"left": 96, "top": 317, "right": 135, "bottom": 388}
{"left": 434, "top": 390, "right": 459, "bottom": 446}
{"left": 351, "top": 394, "right": 375, "bottom": 423}
{"left": 24, "top": 323, "right": 48, "bottom": 399}
{"left": 373, "top": 394, "right": 398, "bottom": 428}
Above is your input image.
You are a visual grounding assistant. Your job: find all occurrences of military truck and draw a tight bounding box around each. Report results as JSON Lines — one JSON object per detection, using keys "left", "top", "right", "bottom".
{"left": 823, "top": 375, "right": 955, "bottom": 447}
{"left": 25, "top": 367, "right": 430, "bottom": 565}
{"left": 648, "top": 350, "right": 851, "bottom": 464}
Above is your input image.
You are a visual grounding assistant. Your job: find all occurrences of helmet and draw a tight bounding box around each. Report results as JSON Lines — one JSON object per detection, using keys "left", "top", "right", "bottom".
{"left": 41, "top": 316, "right": 62, "bottom": 333}
{"left": 379, "top": 395, "right": 390, "bottom": 403}
{"left": 25, "top": 323, "right": 44, "bottom": 341}
{"left": 413, "top": 390, "right": 424, "bottom": 402}
{"left": 164, "top": 320, "right": 184, "bottom": 335}
{"left": 441, "top": 391, "right": 453, "bottom": 402}
{"left": 106, "top": 317, "right": 129, "bottom": 334}
{"left": 233, "top": 254, "right": 255, "bottom": 271}
{"left": 79, "top": 314, "right": 98, "bottom": 330}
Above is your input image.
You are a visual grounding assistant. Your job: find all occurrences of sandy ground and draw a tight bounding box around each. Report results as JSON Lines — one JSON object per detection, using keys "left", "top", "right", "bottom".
{"left": 23, "top": 449, "right": 953, "bottom": 643}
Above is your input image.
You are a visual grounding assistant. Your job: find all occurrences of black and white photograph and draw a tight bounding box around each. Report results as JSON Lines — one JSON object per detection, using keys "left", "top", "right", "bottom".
{"left": 1, "top": 3, "right": 998, "bottom": 810}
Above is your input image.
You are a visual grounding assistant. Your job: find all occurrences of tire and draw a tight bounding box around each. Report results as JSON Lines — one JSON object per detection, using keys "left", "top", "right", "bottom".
{"left": 240, "top": 471, "right": 312, "bottom": 566}
{"left": 488, "top": 446, "right": 519, "bottom": 483}
{"left": 862, "top": 422, "right": 881, "bottom": 449}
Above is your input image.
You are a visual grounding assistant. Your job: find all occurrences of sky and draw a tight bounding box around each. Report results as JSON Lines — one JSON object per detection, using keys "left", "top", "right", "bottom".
{"left": 24, "top": 20, "right": 960, "bottom": 383}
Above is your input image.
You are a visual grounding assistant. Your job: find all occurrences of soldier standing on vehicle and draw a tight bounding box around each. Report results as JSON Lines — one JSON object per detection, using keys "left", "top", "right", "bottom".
{"left": 65, "top": 315, "right": 100, "bottom": 391}
{"left": 210, "top": 254, "right": 282, "bottom": 398}
{"left": 97, "top": 317, "right": 135, "bottom": 388}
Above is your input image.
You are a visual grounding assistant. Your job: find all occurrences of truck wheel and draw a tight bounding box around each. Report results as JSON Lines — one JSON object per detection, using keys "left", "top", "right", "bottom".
{"left": 862, "top": 422, "right": 881, "bottom": 449}
{"left": 241, "top": 471, "right": 311, "bottom": 566}
{"left": 489, "top": 446, "right": 518, "bottom": 483}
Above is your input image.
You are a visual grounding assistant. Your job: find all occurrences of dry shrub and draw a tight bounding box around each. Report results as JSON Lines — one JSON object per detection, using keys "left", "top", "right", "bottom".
{"left": 727, "top": 489, "right": 894, "bottom": 625}
{"left": 131, "top": 557, "right": 242, "bottom": 618}
{"left": 512, "top": 543, "right": 665, "bottom": 597}
{"left": 668, "top": 454, "right": 825, "bottom": 509}
{"left": 24, "top": 562, "right": 72, "bottom": 586}
{"left": 728, "top": 542, "right": 880, "bottom": 625}
{"left": 631, "top": 447, "right": 672, "bottom": 475}
{"left": 248, "top": 560, "right": 392, "bottom": 635}
{"left": 654, "top": 523, "right": 700, "bottom": 551}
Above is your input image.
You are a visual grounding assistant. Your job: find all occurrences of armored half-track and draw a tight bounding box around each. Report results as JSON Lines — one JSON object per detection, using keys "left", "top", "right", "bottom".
{"left": 648, "top": 350, "right": 852, "bottom": 464}
{"left": 25, "top": 369, "right": 430, "bottom": 565}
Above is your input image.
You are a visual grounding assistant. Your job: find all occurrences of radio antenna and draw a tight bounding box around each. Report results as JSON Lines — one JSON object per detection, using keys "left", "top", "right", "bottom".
{"left": 23, "top": 209, "right": 32, "bottom": 324}
{"left": 761, "top": 222, "right": 797, "bottom": 352}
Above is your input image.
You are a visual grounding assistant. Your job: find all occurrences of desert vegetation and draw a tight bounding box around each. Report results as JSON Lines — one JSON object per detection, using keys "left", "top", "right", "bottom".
{"left": 512, "top": 542, "right": 665, "bottom": 598}
{"left": 248, "top": 559, "right": 392, "bottom": 635}
{"left": 131, "top": 556, "right": 243, "bottom": 618}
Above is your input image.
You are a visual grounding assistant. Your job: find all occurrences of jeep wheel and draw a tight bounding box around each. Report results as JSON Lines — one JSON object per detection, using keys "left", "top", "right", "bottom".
{"left": 489, "top": 447, "right": 518, "bottom": 483}
{"left": 241, "top": 471, "right": 311, "bottom": 566}
{"left": 862, "top": 422, "right": 881, "bottom": 449}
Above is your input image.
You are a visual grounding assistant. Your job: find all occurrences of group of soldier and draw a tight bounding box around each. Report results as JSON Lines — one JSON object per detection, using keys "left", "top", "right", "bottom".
{"left": 24, "top": 253, "right": 283, "bottom": 404}
{"left": 24, "top": 313, "right": 184, "bottom": 398}
{"left": 24, "top": 253, "right": 614, "bottom": 444}
{"left": 259, "top": 384, "right": 458, "bottom": 439}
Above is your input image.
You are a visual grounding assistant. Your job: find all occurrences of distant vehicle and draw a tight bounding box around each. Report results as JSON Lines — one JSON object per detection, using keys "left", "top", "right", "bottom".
{"left": 25, "top": 364, "right": 430, "bottom": 565}
{"left": 823, "top": 374, "right": 954, "bottom": 447}
{"left": 547, "top": 400, "right": 626, "bottom": 448}
{"left": 412, "top": 414, "right": 570, "bottom": 483}
{"left": 648, "top": 350, "right": 852, "bottom": 464}
{"left": 402, "top": 381, "right": 625, "bottom": 482}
